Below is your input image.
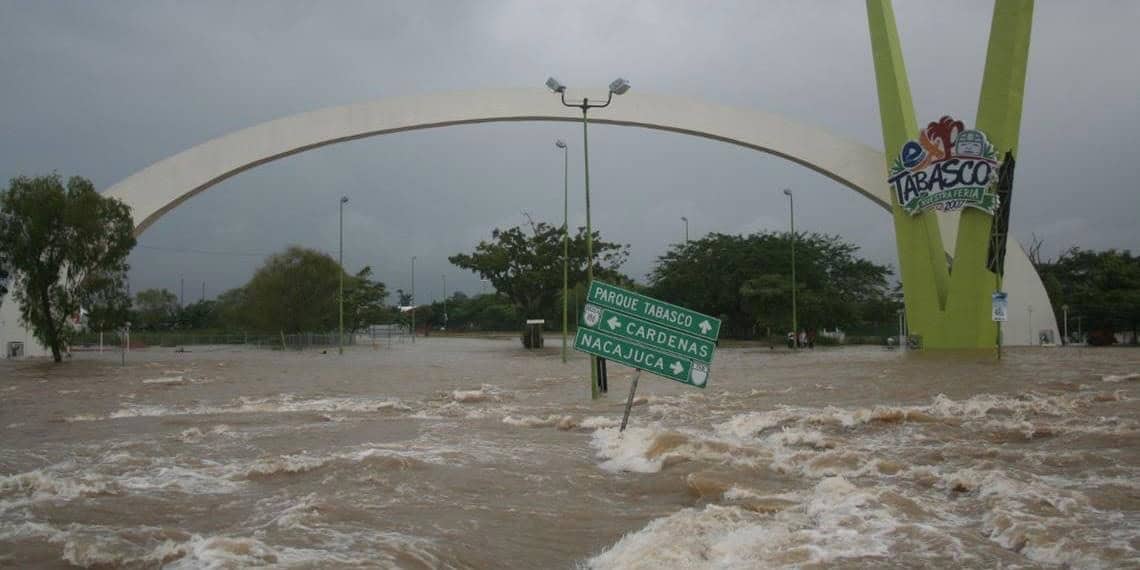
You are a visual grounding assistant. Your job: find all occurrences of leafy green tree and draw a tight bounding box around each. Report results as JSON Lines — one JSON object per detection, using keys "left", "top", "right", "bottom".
{"left": 214, "top": 286, "right": 252, "bottom": 330}
{"left": 1036, "top": 247, "right": 1140, "bottom": 344}
{"left": 134, "top": 288, "right": 180, "bottom": 330}
{"left": 85, "top": 272, "right": 132, "bottom": 334}
{"left": 0, "top": 174, "right": 136, "bottom": 361}
{"left": 176, "top": 299, "right": 219, "bottom": 330}
{"left": 245, "top": 246, "right": 341, "bottom": 333}
{"left": 0, "top": 261, "right": 8, "bottom": 304}
{"left": 344, "top": 266, "right": 389, "bottom": 332}
{"left": 395, "top": 289, "right": 413, "bottom": 307}
{"left": 449, "top": 222, "right": 630, "bottom": 322}
{"left": 650, "top": 232, "right": 893, "bottom": 338}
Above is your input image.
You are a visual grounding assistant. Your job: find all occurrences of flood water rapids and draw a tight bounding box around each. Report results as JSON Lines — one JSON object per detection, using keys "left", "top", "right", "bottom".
{"left": 1, "top": 338, "right": 1137, "bottom": 568}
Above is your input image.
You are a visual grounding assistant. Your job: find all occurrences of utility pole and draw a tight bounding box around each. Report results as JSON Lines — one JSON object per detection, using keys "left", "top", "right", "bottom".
{"left": 180, "top": 274, "right": 184, "bottom": 308}
{"left": 338, "top": 196, "right": 348, "bottom": 355}
{"left": 410, "top": 256, "right": 416, "bottom": 343}
{"left": 783, "top": 188, "right": 798, "bottom": 348}
{"left": 556, "top": 139, "right": 569, "bottom": 364}
{"left": 546, "top": 75, "right": 631, "bottom": 399}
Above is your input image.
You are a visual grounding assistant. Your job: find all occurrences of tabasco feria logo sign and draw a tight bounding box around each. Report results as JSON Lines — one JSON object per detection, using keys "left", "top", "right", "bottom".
{"left": 888, "top": 115, "right": 1000, "bottom": 216}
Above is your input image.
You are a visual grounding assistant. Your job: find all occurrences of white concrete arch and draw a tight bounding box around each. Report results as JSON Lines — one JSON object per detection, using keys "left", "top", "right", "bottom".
{"left": 1, "top": 89, "right": 1056, "bottom": 355}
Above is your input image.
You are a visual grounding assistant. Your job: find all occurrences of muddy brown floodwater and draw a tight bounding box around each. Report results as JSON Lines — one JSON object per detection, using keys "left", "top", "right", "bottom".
{"left": 0, "top": 338, "right": 1138, "bottom": 569}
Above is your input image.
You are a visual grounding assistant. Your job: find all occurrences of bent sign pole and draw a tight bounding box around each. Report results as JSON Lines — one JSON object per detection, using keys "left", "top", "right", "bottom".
{"left": 575, "top": 281, "right": 722, "bottom": 426}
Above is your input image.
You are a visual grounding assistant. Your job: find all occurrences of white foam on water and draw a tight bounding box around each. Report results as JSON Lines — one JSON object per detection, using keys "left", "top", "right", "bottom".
{"left": 579, "top": 416, "right": 621, "bottom": 429}
{"left": 591, "top": 427, "right": 669, "bottom": 473}
{"left": 588, "top": 477, "right": 924, "bottom": 569}
{"left": 66, "top": 394, "right": 414, "bottom": 421}
{"left": 450, "top": 383, "right": 510, "bottom": 403}
{"left": 501, "top": 414, "right": 620, "bottom": 431}
{"left": 1102, "top": 372, "right": 1139, "bottom": 383}
{"left": 142, "top": 375, "right": 186, "bottom": 385}
{"left": 502, "top": 414, "right": 577, "bottom": 430}
{"left": 239, "top": 454, "right": 331, "bottom": 479}
{"left": 0, "top": 469, "right": 121, "bottom": 507}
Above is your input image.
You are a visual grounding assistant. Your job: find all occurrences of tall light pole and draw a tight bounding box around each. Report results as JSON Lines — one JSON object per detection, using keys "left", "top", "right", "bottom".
{"left": 410, "top": 256, "right": 416, "bottom": 343}
{"left": 783, "top": 188, "right": 798, "bottom": 348}
{"left": 179, "top": 274, "right": 184, "bottom": 308}
{"left": 338, "top": 196, "right": 349, "bottom": 355}
{"left": 441, "top": 274, "right": 447, "bottom": 330}
{"left": 556, "top": 139, "right": 569, "bottom": 363}
{"left": 681, "top": 216, "right": 689, "bottom": 243}
{"left": 1027, "top": 304, "right": 1034, "bottom": 346}
{"left": 547, "top": 75, "right": 631, "bottom": 398}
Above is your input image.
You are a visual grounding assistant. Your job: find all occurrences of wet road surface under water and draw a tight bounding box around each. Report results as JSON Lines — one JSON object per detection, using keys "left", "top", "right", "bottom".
{"left": 1, "top": 338, "right": 1138, "bottom": 568}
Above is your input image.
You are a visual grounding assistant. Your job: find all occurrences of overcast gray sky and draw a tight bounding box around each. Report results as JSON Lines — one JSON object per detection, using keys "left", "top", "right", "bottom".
{"left": 2, "top": 1, "right": 1137, "bottom": 303}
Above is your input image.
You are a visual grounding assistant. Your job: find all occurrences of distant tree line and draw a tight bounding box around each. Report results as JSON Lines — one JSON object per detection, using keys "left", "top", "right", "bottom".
{"left": 447, "top": 221, "right": 900, "bottom": 339}
{"left": 1035, "top": 247, "right": 1140, "bottom": 344}
{"left": 129, "top": 246, "right": 394, "bottom": 334}
{"left": 648, "top": 232, "right": 899, "bottom": 338}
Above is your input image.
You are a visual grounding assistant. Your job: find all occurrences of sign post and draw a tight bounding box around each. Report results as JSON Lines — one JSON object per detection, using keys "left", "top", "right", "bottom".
{"left": 619, "top": 369, "right": 641, "bottom": 432}
{"left": 575, "top": 281, "right": 721, "bottom": 427}
{"left": 992, "top": 291, "right": 1008, "bottom": 359}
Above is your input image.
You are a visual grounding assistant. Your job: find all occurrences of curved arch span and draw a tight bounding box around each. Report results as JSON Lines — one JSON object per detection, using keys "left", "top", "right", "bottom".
{"left": 99, "top": 88, "right": 1054, "bottom": 345}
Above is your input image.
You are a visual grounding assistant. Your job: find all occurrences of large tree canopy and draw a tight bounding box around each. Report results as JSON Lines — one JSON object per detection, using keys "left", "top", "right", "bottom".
{"left": 649, "top": 232, "right": 895, "bottom": 338}
{"left": 134, "top": 288, "right": 180, "bottom": 330}
{"left": 449, "top": 222, "right": 629, "bottom": 322}
{"left": 0, "top": 174, "right": 135, "bottom": 361}
{"left": 344, "top": 266, "right": 390, "bottom": 333}
{"left": 1036, "top": 247, "right": 1140, "bottom": 344}
{"left": 244, "top": 246, "right": 342, "bottom": 333}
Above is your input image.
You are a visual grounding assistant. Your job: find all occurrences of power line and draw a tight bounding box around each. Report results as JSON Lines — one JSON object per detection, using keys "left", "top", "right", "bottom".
{"left": 136, "top": 244, "right": 272, "bottom": 257}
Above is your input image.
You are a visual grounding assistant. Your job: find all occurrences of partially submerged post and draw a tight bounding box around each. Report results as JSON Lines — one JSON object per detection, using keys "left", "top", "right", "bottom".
{"left": 523, "top": 319, "right": 545, "bottom": 349}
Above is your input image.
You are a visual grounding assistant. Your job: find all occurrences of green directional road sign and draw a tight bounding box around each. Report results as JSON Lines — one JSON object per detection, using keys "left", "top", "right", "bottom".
{"left": 574, "top": 327, "right": 709, "bottom": 388}
{"left": 575, "top": 281, "right": 719, "bottom": 388}
{"left": 586, "top": 281, "right": 721, "bottom": 341}
{"left": 580, "top": 305, "right": 716, "bottom": 365}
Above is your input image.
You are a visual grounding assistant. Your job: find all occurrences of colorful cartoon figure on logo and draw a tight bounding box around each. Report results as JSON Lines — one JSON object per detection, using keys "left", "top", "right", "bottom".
{"left": 888, "top": 115, "right": 1000, "bottom": 216}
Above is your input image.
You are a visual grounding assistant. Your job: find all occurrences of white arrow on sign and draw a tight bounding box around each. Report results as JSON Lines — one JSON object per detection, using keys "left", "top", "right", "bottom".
{"left": 607, "top": 316, "right": 622, "bottom": 330}
{"left": 670, "top": 361, "right": 684, "bottom": 375}
{"left": 698, "top": 320, "right": 712, "bottom": 335}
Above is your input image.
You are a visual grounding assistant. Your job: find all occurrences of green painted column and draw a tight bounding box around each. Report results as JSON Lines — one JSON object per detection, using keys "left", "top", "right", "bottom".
{"left": 944, "top": 0, "right": 1034, "bottom": 348}
{"left": 866, "top": 0, "right": 950, "bottom": 345}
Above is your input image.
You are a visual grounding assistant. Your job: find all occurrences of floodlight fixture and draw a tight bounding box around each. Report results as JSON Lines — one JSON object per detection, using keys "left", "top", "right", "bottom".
{"left": 609, "top": 77, "right": 631, "bottom": 95}
{"left": 555, "top": 139, "right": 567, "bottom": 149}
{"left": 546, "top": 77, "right": 566, "bottom": 93}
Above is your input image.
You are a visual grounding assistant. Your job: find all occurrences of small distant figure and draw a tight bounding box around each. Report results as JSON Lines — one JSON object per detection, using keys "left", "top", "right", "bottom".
{"left": 807, "top": 329, "right": 817, "bottom": 349}
{"left": 798, "top": 330, "right": 807, "bottom": 349}
{"left": 786, "top": 331, "right": 796, "bottom": 349}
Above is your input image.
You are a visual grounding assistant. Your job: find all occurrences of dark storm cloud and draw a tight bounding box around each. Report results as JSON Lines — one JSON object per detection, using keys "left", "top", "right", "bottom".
{"left": 1, "top": 1, "right": 1137, "bottom": 300}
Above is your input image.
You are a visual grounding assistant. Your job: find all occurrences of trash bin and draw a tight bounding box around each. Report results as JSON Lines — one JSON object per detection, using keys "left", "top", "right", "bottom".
{"left": 522, "top": 319, "right": 545, "bottom": 349}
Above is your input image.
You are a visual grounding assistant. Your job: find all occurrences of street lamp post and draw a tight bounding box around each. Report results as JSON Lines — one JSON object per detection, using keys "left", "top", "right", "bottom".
{"left": 546, "top": 76, "right": 630, "bottom": 398}
{"left": 441, "top": 274, "right": 447, "bottom": 330}
{"left": 556, "top": 139, "right": 569, "bottom": 364}
{"left": 783, "top": 188, "right": 798, "bottom": 348}
{"left": 681, "top": 216, "right": 689, "bottom": 243}
{"left": 1027, "top": 304, "right": 1034, "bottom": 346}
{"left": 338, "top": 196, "right": 349, "bottom": 355}
{"left": 410, "top": 256, "right": 416, "bottom": 343}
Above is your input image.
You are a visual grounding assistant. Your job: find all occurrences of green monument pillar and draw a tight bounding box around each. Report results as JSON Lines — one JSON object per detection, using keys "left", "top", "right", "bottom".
{"left": 867, "top": 0, "right": 1034, "bottom": 349}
